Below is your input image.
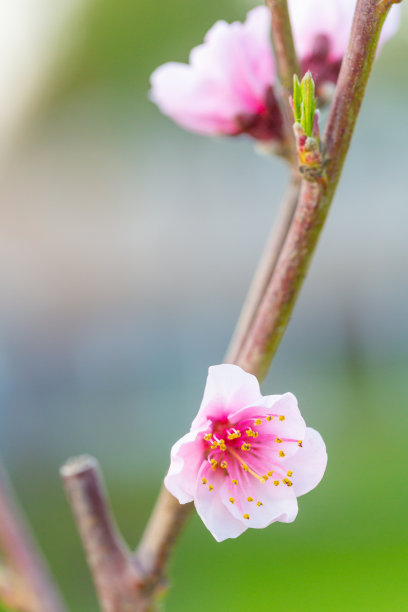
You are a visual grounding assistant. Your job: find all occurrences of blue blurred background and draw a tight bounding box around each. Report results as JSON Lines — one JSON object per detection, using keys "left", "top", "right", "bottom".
{"left": 0, "top": 1, "right": 407, "bottom": 610}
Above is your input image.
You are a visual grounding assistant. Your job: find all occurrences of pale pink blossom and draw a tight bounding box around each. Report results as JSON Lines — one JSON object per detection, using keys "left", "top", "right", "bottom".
{"left": 164, "top": 364, "right": 327, "bottom": 542}
{"left": 291, "top": 0, "right": 401, "bottom": 85}
{"left": 150, "top": 7, "right": 281, "bottom": 141}
{"left": 150, "top": 3, "right": 400, "bottom": 140}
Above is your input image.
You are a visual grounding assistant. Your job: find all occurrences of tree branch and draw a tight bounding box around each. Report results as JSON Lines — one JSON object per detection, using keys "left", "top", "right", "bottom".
{"left": 266, "top": 0, "right": 299, "bottom": 92}
{"left": 225, "top": 171, "right": 300, "bottom": 363}
{"left": 237, "top": 0, "right": 393, "bottom": 379}
{"left": 0, "top": 465, "right": 67, "bottom": 612}
{"left": 61, "top": 1, "right": 396, "bottom": 609}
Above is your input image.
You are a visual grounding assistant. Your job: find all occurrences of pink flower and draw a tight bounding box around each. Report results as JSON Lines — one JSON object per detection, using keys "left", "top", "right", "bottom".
{"left": 150, "top": 3, "right": 400, "bottom": 141}
{"left": 164, "top": 364, "right": 327, "bottom": 542}
{"left": 291, "top": 0, "right": 401, "bottom": 86}
{"left": 150, "top": 7, "right": 282, "bottom": 141}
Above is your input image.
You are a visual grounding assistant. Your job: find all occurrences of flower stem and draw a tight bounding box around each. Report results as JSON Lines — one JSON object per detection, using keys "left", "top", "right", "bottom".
{"left": 0, "top": 465, "right": 68, "bottom": 612}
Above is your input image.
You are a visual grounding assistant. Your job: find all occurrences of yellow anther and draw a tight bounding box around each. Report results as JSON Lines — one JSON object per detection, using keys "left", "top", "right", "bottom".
{"left": 298, "top": 440, "right": 303, "bottom": 447}
{"left": 219, "top": 439, "right": 225, "bottom": 445}
{"left": 245, "top": 428, "right": 254, "bottom": 437}
{"left": 242, "top": 463, "right": 248, "bottom": 471}
{"left": 241, "top": 443, "right": 251, "bottom": 451}
{"left": 243, "top": 514, "right": 250, "bottom": 520}
{"left": 267, "top": 471, "right": 274, "bottom": 477}
{"left": 287, "top": 470, "right": 293, "bottom": 477}
{"left": 232, "top": 479, "right": 238, "bottom": 485}
{"left": 247, "top": 497, "right": 254, "bottom": 502}
{"left": 276, "top": 437, "right": 283, "bottom": 443}
{"left": 254, "top": 418, "right": 262, "bottom": 426}
{"left": 279, "top": 450, "right": 285, "bottom": 457}
{"left": 274, "top": 480, "right": 279, "bottom": 486}
{"left": 257, "top": 501, "right": 263, "bottom": 507}
{"left": 262, "top": 475, "right": 268, "bottom": 481}
{"left": 283, "top": 478, "right": 293, "bottom": 487}
{"left": 202, "top": 478, "right": 207, "bottom": 485}
{"left": 220, "top": 444, "right": 226, "bottom": 451}
{"left": 204, "top": 433, "right": 212, "bottom": 441}
{"left": 279, "top": 415, "right": 285, "bottom": 421}
{"left": 208, "top": 484, "right": 214, "bottom": 491}
{"left": 220, "top": 461, "right": 227, "bottom": 469}
{"left": 210, "top": 443, "right": 218, "bottom": 450}
{"left": 260, "top": 477, "right": 267, "bottom": 483}
{"left": 229, "top": 497, "right": 235, "bottom": 504}
{"left": 266, "top": 415, "right": 273, "bottom": 421}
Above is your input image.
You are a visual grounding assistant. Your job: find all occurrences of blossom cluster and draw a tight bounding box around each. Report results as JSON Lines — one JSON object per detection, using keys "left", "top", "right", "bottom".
{"left": 165, "top": 365, "right": 327, "bottom": 541}
{"left": 150, "top": 1, "right": 400, "bottom": 143}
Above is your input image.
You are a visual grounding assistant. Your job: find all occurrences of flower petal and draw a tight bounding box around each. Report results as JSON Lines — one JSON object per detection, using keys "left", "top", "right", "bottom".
{"left": 223, "top": 467, "right": 298, "bottom": 529}
{"left": 194, "top": 465, "right": 247, "bottom": 542}
{"left": 280, "top": 427, "right": 327, "bottom": 497}
{"left": 164, "top": 422, "right": 210, "bottom": 503}
{"left": 191, "top": 364, "right": 262, "bottom": 430}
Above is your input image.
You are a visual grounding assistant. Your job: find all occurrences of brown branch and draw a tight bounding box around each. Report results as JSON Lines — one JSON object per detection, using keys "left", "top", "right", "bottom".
{"left": 0, "top": 465, "right": 68, "bottom": 612}
{"left": 266, "top": 0, "right": 300, "bottom": 92}
{"left": 225, "top": 171, "right": 300, "bottom": 363}
{"left": 60, "top": 456, "right": 152, "bottom": 612}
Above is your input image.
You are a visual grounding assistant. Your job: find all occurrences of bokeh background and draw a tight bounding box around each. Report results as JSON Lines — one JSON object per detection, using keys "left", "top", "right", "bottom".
{"left": 0, "top": 1, "right": 407, "bottom": 610}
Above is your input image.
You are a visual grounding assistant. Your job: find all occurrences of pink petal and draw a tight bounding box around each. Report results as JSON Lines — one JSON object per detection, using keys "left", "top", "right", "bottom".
{"left": 164, "top": 422, "right": 210, "bottom": 503}
{"left": 223, "top": 470, "right": 298, "bottom": 529}
{"left": 194, "top": 465, "right": 247, "bottom": 542}
{"left": 290, "top": 0, "right": 401, "bottom": 61}
{"left": 191, "top": 364, "right": 262, "bottom": 430}
{"left": 150, "top": 6, "right": 275, "bottom": 136}
{"left": 229, "top": 392, "right": 306, "bottom": 440}
{"left": 280, "top": 427, "right": 327, "bottom": 497}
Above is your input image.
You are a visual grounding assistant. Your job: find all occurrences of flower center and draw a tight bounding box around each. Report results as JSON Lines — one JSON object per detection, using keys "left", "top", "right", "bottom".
{"left": 201, "top": 413, "right": 302, "bottom": 520}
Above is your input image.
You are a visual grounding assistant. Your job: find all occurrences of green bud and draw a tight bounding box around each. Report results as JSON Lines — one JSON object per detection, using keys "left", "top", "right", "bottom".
{"left": 292, "top": 71, "right": 317, "bottom": 138}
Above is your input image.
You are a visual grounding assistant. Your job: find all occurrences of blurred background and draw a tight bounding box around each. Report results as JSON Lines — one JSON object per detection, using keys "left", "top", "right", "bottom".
{"left": 0, "top": 1, "right": 407, "bottom": 610}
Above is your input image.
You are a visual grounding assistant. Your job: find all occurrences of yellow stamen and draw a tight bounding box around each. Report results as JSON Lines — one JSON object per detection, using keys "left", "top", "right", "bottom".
{"left": 232, "top": 479, "right": 238, "bottom": 485}
{"left": 274, "top": 480, "right": 279, "bottom": 486}
{"left": 242, "top": 463, "right": 248, "bottom": 471}
{"left": 254, "top": 418, "right": 262, "bottom": 426}
{"left": 220, "top": 461, "right": 227, "bottom": 469}
{"left": 257, "top": 501, "right": 263, "bottom": 507}
{"left": 267, "top": 471, "right": 274, "bottom": 477}
{"left": 204, "top": 433, "right": 212, "bottom": 441}
{"left": 208, "top": 484, "right": 214, "bottom": 491}
{"left": 279, "top": 450, "right": 285, "bottom": 457}
{"left": 243, "top": 514, "right": 250, "bottom": 520}
{"left": 279, "top": 415, "right": 285, "bottom": 421}
{"left": 266, "top": 415, "right": 273, "bottom": 421}
{"left": 283, "top": 478, "right": 293, "bottom": 487}
{"left": 247, "top": 497, "right": 254, "bottom": 502}
{"left": 202, "top": 478, "right": 207, "bottom": 485}
{"left": 229, "top": 497, "right": 235, "bottom": 504}
{"left": 298, "top": 440, "right": 303, "bottom": 447}
{"left": 241, "top": 443, "right": 251, "bottom": 451}
{"left": 287, "top": 470, "right": 293, "bottom": 477}
{"left": 276, "top": 437, "right": 283, "bottom": 443}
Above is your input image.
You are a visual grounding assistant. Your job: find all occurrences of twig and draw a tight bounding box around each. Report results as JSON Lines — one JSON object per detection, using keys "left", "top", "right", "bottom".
{"left": 60, "top": 456, "right": 149, "bottom": 612}
{"left": 237, "top": 0, "right": 394, "bottom": 380}
{"left": 266, "top": 0, "right": 300, "bottom": 92}
{"left": 225, "top": 171, "right": 300, "bottom": 363}
{"left": 0, "top": 465, "right": 68, "bottom": 612}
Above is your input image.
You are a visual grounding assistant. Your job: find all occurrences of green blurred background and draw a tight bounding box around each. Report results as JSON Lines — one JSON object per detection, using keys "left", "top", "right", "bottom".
{"left": 0, "top": 1, "right": 407, "bottom": 610}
